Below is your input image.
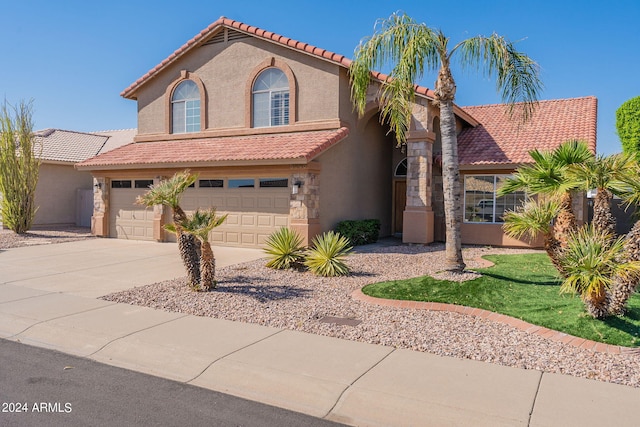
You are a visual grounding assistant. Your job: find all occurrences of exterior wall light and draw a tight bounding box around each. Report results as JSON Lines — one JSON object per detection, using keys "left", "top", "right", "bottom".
{"left": 292, "top": 180, "right": 303, "bottom": 195}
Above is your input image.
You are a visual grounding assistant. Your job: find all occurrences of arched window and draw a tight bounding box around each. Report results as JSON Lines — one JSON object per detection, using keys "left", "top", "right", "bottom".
{"left": 171, "top": 80, "right": 201, "bottom": 133}
{"left": 395, "top": 158, "right": 407, "bottom": 177}
{"left": 252, "top": 68, "right": 289, "bottom": 127}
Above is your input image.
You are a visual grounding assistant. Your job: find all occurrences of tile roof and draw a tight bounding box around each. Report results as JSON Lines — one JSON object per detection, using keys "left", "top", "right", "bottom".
{"left": 76, "top": 128, "right": 349, "bottom": 170}
{"left": 32, "top": 128, "right": 137, "bottom": 164}
{"left": 34, "top": 129, "right": 109, "bottom": 163}
{"left": 457, "top": 96, "right": 597, "bottom": 166}
{"left": 118, "top": 17, "right": 474, "bottom": 119}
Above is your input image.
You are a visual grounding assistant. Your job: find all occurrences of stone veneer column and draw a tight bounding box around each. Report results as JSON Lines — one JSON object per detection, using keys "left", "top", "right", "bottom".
{"left": 289, "top": 165, "right": 321, "bottom": 246}
{"left": 92, "top": 177, "right": 109, "bottom": 237}
{"left": 403, "top": 131, "right": 435, "bottom": 244}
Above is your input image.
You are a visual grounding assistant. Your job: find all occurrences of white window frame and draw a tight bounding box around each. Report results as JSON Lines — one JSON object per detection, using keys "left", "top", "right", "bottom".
{"left": 171, "top": 80, "right": 201, "bottom": 134}
{"left": 463, "top": 174, "right": 526, "bottom": 224}
{"left": 252, "top": 68, "right": 289, "bottom": 127}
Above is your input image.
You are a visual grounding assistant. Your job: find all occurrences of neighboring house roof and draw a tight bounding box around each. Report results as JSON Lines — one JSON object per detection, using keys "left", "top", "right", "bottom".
{"left": 76, "top": 128, "right": 349, "bottom": 170}
{"left": 94, "top": 129, "right": 138, "bottom": 154}
{"left": 33, "top": 128, "right": 136, "bottom": 164}
{"left": 119, "top": 16, "right": 477, "bottom": 126}
{"left": 457, "top": 96, "right": 597, "bottom": 167}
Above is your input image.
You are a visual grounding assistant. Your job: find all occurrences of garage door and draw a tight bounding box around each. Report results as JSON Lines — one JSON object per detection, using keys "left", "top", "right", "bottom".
{"left": 178, "top": 177, "right": 290, "bottom": 247}
{"left": 109, "top": 179, "right": 155, "bottom": 241}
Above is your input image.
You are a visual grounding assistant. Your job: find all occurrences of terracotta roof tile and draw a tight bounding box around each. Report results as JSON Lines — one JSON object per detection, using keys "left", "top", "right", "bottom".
{"left": 77, "top": 128, "right": 349, "bottom": 170}
{"left": 119, "top": 17, "right": 439, "bottom": 101}
{"left": 458, "top": 96, "right": 597, "bottom": 166}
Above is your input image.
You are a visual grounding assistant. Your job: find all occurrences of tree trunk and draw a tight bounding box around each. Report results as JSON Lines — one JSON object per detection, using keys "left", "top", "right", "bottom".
{"left": 609, "top": 220, "right": 640, "bottom": 315}
{"left": 172, "top": 205, "right": 201, "bottom": 287}
{"left": 554, "top": 192, "right": 577, "bottom": 249}
{"left": 585, "top": 289, "right": 610, "bottom": 319}
{"left": 543, "top": 232, "right": 566, "bottom": 278}
{"left": 592, "top": 188, "right": 616, "bottom": 236}
{"left": 199, "top": 241, "right": 216, "bottom": 291}
{"left": 438, "top": 98, "right": 466, "bottom": 272}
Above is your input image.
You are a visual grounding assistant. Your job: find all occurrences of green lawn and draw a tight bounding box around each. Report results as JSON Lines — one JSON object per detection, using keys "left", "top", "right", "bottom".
{"left": 362, "top": 253, "right": 640, "bottom": 347}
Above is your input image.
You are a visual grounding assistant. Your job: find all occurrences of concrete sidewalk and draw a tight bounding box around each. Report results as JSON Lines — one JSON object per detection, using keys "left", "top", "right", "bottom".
{"left": 1, "top": 239, "right": 639, "bottom": 426}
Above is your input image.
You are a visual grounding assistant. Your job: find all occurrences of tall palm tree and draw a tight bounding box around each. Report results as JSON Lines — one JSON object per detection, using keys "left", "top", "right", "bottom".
{"left": 567, "top": 153, "right": 635, "bottom": 236}
{"left": 167, "top": 209, "right": 228, "bottom": 291}
{"left": 558, "top": 225, "right": 640, "bottom": 319}
{"left": 499, "top": 140, "right": 593, "bottom": 249}
{"left": 350, "top": 12, "right": 542, "bottom": 272}
{"left": 503, "top": 197, "right": 565, "bottom": 276}
{"left": 137, "top": 170, "right": 201, "bottom": 287}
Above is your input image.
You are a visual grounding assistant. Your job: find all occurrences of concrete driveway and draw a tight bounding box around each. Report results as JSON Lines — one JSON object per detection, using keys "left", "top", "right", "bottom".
{"left": 0, "top": 239, "right": 265, "bottom": 298}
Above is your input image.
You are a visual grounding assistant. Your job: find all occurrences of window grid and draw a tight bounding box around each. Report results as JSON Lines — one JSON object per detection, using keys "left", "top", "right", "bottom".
{"left": 252, "top": 68, "right": 289, "bottom": 127}
{"left": 171, "top": 80, "right": 201, "bottom": 134}
{"left": 463, "top": 175, "right": 525, "bottom": 223}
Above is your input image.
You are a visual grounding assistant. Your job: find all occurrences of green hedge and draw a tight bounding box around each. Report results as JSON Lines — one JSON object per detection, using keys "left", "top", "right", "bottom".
{"left": 335, "top": 219, "right": 380, "bottom": 246}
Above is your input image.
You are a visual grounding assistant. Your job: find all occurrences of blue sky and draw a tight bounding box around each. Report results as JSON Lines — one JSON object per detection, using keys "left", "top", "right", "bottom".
{"left": 2, "top": 0, "right": 638, "bottom": 154}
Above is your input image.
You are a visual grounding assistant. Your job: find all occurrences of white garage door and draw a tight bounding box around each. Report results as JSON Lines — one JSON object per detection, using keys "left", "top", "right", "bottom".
{"left": 178, "top": 177, "right": 290, "bottom": 247}
{"left": 109, "top": 179, "right": 155, "bottom": 241}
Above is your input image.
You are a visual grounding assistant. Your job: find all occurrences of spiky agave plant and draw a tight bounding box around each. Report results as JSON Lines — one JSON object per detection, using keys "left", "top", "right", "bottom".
{"left": 304, "top": 231, "right": 352, "bottom": 277}
{"left": 558, "top": 225, "right": 640, "bottom": 318}
{"left": 263, "top": 227, "right": 305, "bottom": 270}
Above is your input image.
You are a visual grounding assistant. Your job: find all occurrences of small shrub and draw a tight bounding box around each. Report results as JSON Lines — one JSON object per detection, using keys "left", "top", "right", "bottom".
{"left": 305, "top": 231, "right": 352, "bottom": 277}
{"left": 335, "top": 219, "right": 380, "bottom": 246}
{"left": 264, "top": 227, "right": 305, "bottom": 270}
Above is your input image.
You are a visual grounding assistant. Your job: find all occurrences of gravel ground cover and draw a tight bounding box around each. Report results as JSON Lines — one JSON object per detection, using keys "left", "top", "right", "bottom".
{"left": 0, "top": 227, "right": 94, "bottom": 249}
{"left": 102, "top": 241, "right": 640, "bottom": 389}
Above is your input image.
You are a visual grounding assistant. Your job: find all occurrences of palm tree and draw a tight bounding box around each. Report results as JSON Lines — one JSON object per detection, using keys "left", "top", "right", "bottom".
{"left": 350, "top": 12, "right": 542, "bottom": 272}
{"left": 567, "top": 153, "right": 635, "bottom": 236}
{"left": 167, "top": 209, "right": 228, "bottom": 291}
{"left": 137, "top": 170, "right": 201, "bottom": 287}
{"left": 609, "top": 165, "right": 640, "bottom": 315}
{"left": 499, "top": 140, "right": 593, "bottom": 249}
{"left": 558, "top": 225, "right": 640, "bottom": 319}
{"left": 503, "top": 197, "right": 565, "bottom": 276}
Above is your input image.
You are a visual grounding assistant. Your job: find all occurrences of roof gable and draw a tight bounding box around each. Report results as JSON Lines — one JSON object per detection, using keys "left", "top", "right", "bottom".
{"left": 457, "top": 96, "right": 597, "bottom": 166}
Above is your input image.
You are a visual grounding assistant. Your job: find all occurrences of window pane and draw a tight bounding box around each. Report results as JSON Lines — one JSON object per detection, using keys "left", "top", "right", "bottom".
{"left": 172, "top": 80, "right": 200, "bottom": 134}
{"left": 495, "top": 176, "right": 526, "bottom": 222}
{"left": 252, "top": 92, "right": 270, "bottom": 127}
{"left": 259, "top": 178, "right": 288, "bottom": 188}
{"left": 252, "top": 68, "right": 289, "bottom": 128}
{"left": 172, "top": 101, "right": 186, "bottom": 133}
{"left": 228, "top": 179, "right": 255, "bottom": 188}
{"left": 135, "top": 180, "right": 154, "bottom": 189}
{"left": 111, "top": 180, "right": 132, "bottom": 188}
{"left": 464, "top": 176, "right": 495, "bottom": 222}
{"left": 199, "top": 179, "right": 223, "bottom": 188}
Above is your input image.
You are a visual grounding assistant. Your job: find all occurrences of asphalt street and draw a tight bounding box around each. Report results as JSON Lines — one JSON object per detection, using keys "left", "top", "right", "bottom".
{"left": 0, "top": 338, "right": 345, "bottom": 427}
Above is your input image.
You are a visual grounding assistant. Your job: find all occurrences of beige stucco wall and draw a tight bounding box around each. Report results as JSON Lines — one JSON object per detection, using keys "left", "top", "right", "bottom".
{"left": 317, "top": 114, "right": 394, "bottom": 235}
{"left": 135, "top": 36, "right": 341, "bottom": 135}
{"left": 34, "top": 163, "right": 93, "bottom": 226}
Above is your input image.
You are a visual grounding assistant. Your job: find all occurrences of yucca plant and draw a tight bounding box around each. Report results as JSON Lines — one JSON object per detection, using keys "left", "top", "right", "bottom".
{"left": 304, "top": 231, "right": 352, "bottom": 277}
{"left": 166, "top": 208, "right": 227, "bottom": 291}
{"left": 264, "top": 227, "right": 305, "bottom": 270}
{"left": 558, "top": 225, "right": 640, "bottom": 318}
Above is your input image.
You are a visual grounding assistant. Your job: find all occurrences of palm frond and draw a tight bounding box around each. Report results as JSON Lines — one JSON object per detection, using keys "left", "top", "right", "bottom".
{"left": 136, "top": 170, "right": 198, "bottom": 208}
{"left": 502, "top": 197, "right": 559, "bottom": 241}
{"left": 349, "top": 12, "right": 439, "bottom": 144}
{"left": 455, "top": 33, "right": 542, "bottom": 122}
